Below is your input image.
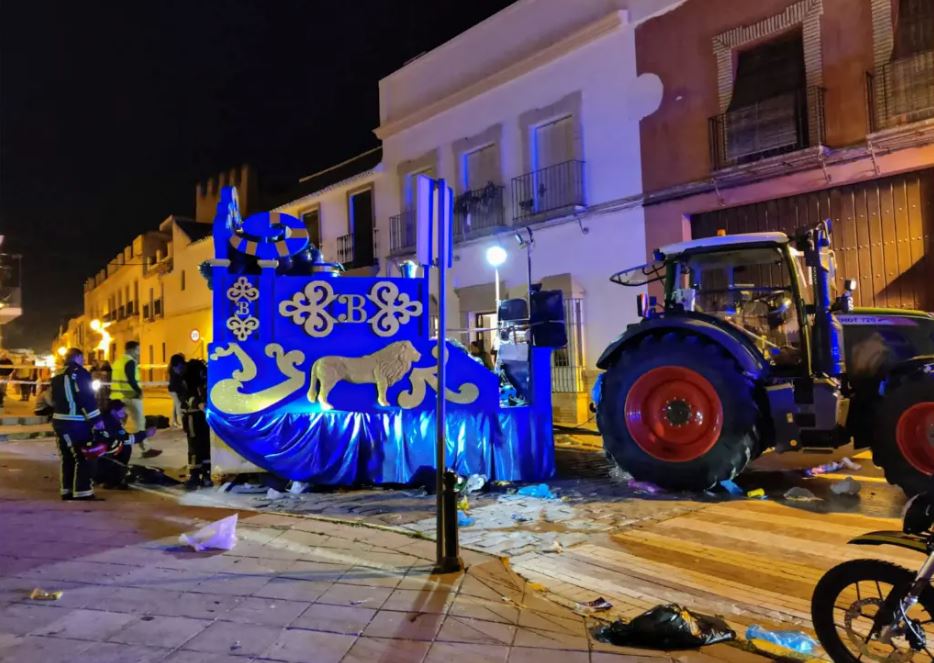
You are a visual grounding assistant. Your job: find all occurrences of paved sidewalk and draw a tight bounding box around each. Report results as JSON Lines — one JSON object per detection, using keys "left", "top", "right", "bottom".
{"left": 0, "top": 438, "right": 769, "bottom": 662}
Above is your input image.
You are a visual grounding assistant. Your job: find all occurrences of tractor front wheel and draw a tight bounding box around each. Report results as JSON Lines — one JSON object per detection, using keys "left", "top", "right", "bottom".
{"left": 597, "top": 333, "right": 761, "bottom": 491}
{"left": 872, "top": 366, "right": 934, "bottom": 496}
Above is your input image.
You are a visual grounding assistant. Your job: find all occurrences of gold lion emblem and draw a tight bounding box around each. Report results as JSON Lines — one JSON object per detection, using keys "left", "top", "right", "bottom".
{"left": 307, "top": 340, "right": 422, "bottom": 410}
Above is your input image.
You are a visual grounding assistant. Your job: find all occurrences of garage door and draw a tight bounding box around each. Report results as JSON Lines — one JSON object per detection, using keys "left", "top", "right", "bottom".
{"left": 691, "top": 169, "right": 934, "bottom": 311}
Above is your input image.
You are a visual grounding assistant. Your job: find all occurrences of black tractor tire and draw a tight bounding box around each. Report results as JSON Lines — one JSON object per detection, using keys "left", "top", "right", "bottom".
{"left": 872, "top": 366, "right": 934, "bottom": 497}
{"left": 811, "top": 559, "right": 934, "bottom": 663}
{"left": 597, "top": 332, "right": 760, "bottom": 491}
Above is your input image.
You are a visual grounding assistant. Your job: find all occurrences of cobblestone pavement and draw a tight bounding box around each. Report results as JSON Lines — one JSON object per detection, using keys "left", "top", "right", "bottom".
{"left": 0, "top": 438, "right": 773, "bottom": 662}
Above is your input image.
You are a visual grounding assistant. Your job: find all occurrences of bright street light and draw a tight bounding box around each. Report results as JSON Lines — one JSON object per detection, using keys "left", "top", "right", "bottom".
{"left": 485, "top": 245, "right": 507, "bottom": 267}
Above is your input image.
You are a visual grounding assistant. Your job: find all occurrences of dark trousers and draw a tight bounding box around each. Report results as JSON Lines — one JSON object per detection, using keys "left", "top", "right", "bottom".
{"left": 95, "top": 444, "right": 132, "bottom": 486}
{"left": 55, "top": 427, "right": 96, "bottom": 498}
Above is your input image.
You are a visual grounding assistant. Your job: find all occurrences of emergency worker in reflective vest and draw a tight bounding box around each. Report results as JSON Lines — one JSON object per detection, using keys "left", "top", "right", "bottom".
{"left": 111, "top": 341, "right": 146, "bottom": 443}
{"left": 51, "top": 348, "right": 105, "bottom": 500}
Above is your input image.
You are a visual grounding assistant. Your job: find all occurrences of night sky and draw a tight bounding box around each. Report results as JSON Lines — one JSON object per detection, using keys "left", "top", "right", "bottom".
{"left": 0, "top": 0, "right": 514, "bottom": 349}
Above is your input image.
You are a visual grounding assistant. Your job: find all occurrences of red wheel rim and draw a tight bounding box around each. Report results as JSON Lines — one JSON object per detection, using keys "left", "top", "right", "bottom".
{"left": 624, "top": 366, "right": 723, "bottom": 462}
{"left": 896, "top": 402, "right": 934, "bottom": 475}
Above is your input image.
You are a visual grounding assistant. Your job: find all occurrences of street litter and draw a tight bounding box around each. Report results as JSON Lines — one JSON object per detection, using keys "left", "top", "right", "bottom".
{"left": 28, "top": 588, "right": 62, "bottom": 601}
{"left": 287, "top": 481, "right": 309, "bottom": 495}
{"left": 783, "top": 487, "right": 821, "bottom": 502}
{"left": 592, "top": 603, "right": 735, "bottom": 649}
{"left": 457, "top": 512, "right": 475, "bottom": 527}
{"left": 628, "top": 479, "right": 664, "bottom": 494}
{"left": 719, "top": 479, "right": 744, "bottom": 496}
{"left": 511, "top": 513, "right": 532, "bottom": 522}
{"left": 830, "top": 476, "right": 861, "bottom": 496}
{"left": 745, "top": 625, "right": 816, "bottom": 655}
{"left": 179, "top": 514, "right": 239, "bottom": 551}
{"left": 465, "top": 474, "right": 487, "bottom": 493}
{"left": 516, "top": 483, "right": 557, "bottom": 499}
{"left": 265, "top": 487, "right": 286, "bottom": 500}
{"left": 543, "top": 540, "right": 564, "bottom": 554}
{"left": 457, "top": 496, "right": 470, "bottom": 512}
{"left": 746, "top": 488, "right": 766, "bottom": 499}
{"left": 803, "top": 457, "right": 862, "bottom": 477}
{"left": 576, "top": 597, "right": 613, "bottom": 614}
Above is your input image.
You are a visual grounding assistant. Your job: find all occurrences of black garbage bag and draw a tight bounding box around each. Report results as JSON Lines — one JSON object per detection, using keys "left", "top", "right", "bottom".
{"left": 592, "top": 603, "right": 735, "bottom": 650}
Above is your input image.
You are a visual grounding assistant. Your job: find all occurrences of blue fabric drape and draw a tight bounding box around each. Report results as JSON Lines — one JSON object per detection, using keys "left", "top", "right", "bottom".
{"left": 207, "top": 406, "right": 554, "bottom": 485}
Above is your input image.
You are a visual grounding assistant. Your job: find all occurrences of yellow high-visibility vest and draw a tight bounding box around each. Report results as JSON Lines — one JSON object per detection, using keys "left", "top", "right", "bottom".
{"left": 110, "top": 354, "right": 141, "bottom": 399}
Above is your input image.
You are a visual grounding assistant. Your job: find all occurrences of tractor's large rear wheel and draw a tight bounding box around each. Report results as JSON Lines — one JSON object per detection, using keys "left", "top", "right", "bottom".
{"left": 597, "top": 333, "right": 761, "bottom": 491}
{"left": 872, "top": 366, "right": 934, "bottom": 496}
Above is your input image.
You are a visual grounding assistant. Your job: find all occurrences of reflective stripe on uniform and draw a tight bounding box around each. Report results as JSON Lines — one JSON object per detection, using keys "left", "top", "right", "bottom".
{"left": 63, "top": 374, "right": 77, "bottom": 417}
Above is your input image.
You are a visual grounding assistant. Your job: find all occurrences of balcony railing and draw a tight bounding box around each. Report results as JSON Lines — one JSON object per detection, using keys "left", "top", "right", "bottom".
{"left": 454, "top": 184, "right": 506, "bottom": 242}
{"left": 389, "top": 210, "right": 417, "bottom": 256}
{"left": 868, "top": 50, "right": 934, "bottom": 132}
{"left": 337, "top": 231, "right": 378, "bottom": 269}
{"left": 337, "top": 234, "right": 354, "bottom": 265}
{"left": 512, "top": 160, "right": 585, "bottom": 224}
{"left": 709, "top": 86, "right": 825, "bottom": 170}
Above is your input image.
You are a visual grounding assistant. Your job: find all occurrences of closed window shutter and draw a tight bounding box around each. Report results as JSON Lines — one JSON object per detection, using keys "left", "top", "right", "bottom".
{"left": 726, "top": 30, "right": 807, "bottom": 160}
{"left": 464, "top": 144, "right": 497, "bottom": 191}
{"left": 534, "top": 116, "right": 574, "bottom": 170}
{"left": 892, "top": 0, "right": 934, "bottom": 60}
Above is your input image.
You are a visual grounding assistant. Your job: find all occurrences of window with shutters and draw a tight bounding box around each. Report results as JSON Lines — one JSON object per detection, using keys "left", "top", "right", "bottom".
{"left": 720, "top": 30, "right": 811, "bottom": 165}
{"left": 512, "top": 114, "right": 584, "bottom": 221}
{"left": 404, "top": 166, "right": 434, "bottom": 209}
{"left": 533, "top": 116, "right": 574, "bottom": 171}
{"left": 893, "top": 0, "right": 934, "bottom": 59}
{"left": 455, "top": 144, "right": 505, "bottom": 240}
{"left": 463, "top": 144, "right": 498, "bottom": 191}
{"left": 879, "top": 0, "right": 934, "bottom": 124}
{"left": 710, "top": 27, "right": 823, "bottom": 168}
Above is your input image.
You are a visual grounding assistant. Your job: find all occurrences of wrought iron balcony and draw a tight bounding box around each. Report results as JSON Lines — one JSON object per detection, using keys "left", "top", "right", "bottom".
{"left": 389, "top": 210, "right": 416, "bottom": 256}
{"left": 453, "top": 184, "right": 506, "bottom": 242}
{"left": 512, "top": 160, "right": 585, "bottom": 224}
{"left": 337, "top": 231, "right": 378, "bottom": 269}
{"left": 709, "top": 86, "right": 825, "bottom": 170}
{"left": 338, "top": 234, "right": 354, "bottom": 265}
{"left": 867, "top": 50, "right": 934, "bottom": 132}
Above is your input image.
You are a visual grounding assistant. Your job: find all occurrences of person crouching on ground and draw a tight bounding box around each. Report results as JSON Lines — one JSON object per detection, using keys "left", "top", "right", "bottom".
{"left": 183, "top": 359, "right": 212, "bottom": 490}
{"left": 94, "top": 399, "right": 158, "bottom": 489}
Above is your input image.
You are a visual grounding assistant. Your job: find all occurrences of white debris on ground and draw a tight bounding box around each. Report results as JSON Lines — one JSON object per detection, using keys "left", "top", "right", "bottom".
{"left": 402, "top": 494, "right": 603, "bottom": 557}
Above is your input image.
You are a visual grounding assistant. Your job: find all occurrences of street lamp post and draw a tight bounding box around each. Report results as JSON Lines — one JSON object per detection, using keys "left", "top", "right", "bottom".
{"left": 485, "top": 245, "right": 507, "bottom": 310}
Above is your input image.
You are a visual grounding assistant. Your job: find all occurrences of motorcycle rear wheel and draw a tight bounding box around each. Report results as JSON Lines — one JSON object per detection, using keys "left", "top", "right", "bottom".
{"left": 812, "top": 559, "right": 934, "bottom": 662}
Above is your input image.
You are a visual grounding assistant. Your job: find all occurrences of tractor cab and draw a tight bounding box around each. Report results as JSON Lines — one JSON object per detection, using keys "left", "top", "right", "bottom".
{"left": 611, "top": 225, "right": 852, "bottom": 379}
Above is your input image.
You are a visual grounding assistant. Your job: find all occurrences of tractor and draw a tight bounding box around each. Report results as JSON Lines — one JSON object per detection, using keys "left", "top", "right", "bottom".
{"left": 594, "top": 221, "right": 934, "bottom": 495}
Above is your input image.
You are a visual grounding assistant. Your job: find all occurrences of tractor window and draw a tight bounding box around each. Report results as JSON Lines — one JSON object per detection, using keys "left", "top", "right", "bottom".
{"left": 673, "top": 247, "right": 803, "bottom": 366}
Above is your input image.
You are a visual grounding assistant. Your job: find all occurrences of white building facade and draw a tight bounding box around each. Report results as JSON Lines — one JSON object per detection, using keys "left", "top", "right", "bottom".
{"left": 368, "top": 0, "right": 680, "bottom": 422}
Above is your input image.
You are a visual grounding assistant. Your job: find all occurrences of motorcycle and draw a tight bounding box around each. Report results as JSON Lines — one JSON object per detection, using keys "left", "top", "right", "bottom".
{"left": 812, "top": 492, "right": 934, "bottom": 662}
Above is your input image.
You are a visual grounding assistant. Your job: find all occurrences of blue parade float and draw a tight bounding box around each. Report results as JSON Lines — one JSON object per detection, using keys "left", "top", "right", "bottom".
{"left": 205, "top": 186, "right": 556, "bottom": 485}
